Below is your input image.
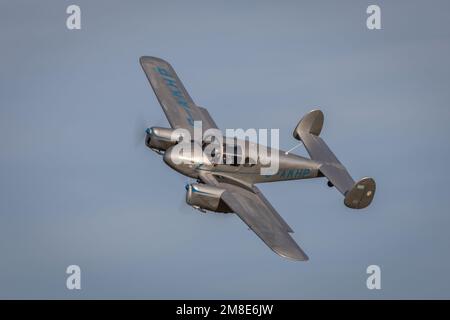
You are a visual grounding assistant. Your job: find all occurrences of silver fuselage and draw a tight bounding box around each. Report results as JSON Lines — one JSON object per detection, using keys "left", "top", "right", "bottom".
{"left": 162, "top": 138, "right": 322, "bottom": 185}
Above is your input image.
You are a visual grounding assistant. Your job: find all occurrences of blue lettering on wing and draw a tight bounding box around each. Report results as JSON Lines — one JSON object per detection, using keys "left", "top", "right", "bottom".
{"left": 156, "top": 66, "right": 172, "bottom": 78}
{"left": 164, "top": 77, "right": 178, "bottom": 88}
{"left": 171, "top": 90, "right": 183, "bottom": 99}
{"left": 155, "top": 67, "right": 195, "bottom": 127}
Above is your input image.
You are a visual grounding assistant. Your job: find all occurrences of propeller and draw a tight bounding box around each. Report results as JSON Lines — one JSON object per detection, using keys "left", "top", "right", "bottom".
{"left": 177, "top": 177, "right": 195, "bottom": 213}
{"left": 134, "top": 116, "right": 148, "bottom": 148}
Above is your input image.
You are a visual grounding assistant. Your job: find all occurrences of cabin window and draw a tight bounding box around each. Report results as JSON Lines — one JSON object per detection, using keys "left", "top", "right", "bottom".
{"left": 222, "top": 143, "right": 242, "bottom": 166}
{"left": 243, "top": 157, "right": 256, "bottom": 167}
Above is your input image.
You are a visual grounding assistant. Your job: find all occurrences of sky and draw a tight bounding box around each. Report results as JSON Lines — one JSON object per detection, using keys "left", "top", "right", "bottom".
{"left": 0, "top": 0, "right": 450, "bottom": 298}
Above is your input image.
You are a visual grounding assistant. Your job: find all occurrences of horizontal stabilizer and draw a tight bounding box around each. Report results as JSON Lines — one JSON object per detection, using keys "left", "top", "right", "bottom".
{"left": 294, "top": 110, "right": 375, "bottom": 209}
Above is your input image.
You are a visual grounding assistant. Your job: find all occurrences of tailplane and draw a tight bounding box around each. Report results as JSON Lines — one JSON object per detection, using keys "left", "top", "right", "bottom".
{"left": 293, "top": 110, "right": 375, "bottom": 209}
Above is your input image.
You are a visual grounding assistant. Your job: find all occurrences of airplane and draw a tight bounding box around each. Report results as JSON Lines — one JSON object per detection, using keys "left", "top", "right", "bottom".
{"left": 139, "top": 56, "right": 376, "bottom": 261}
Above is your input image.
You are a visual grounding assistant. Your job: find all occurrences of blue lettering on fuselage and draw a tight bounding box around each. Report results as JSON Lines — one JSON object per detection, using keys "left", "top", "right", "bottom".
{"left": 155, "top": 67, "right": 195, "bottom": 126}
{"left": 278, "top": 168, "right": 311, "bottom": 179}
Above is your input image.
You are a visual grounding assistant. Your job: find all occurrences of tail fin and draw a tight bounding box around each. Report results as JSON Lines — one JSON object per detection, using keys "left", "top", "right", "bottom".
{"left": 343, "top": 177, "right": 376, "bottom": 209}
{"left": 294, "top": 110, "right": 376, "bottom": 209}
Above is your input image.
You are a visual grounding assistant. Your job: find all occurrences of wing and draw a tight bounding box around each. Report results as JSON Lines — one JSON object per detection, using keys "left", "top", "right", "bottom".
{"left": 199, "top": 172, "right": 308, "bottom": 261}
{"left": 139, "top": 56, "right": 218, "bottom": 135}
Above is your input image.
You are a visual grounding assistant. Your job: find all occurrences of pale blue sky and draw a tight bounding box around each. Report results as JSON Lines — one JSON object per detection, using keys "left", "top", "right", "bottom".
{"left": 1, "top": 0, "right": 450, "bottom": 298}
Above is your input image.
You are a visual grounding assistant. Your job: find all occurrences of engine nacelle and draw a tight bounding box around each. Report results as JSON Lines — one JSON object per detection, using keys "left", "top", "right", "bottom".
{"left": 145, "top": 127, "right": 184, "bottom": 153}
{"left": 185, "top": 183, "right": 232, "bottom": 213}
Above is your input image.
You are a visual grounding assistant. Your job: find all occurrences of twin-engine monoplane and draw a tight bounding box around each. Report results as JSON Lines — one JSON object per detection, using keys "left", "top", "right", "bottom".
{"left": 140, "top": 56, "right": 375, "bottom": 261}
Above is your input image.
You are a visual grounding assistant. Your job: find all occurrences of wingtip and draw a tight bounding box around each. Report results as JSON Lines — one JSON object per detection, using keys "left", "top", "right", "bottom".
{"left": 272, "top": 246, "right": 309, "bottom": 262}
{"left": 282, "top": 252, "right": 309, "bottom": 262}
{"left": 139, "top": 56, "right": 170, "bottom": 67}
